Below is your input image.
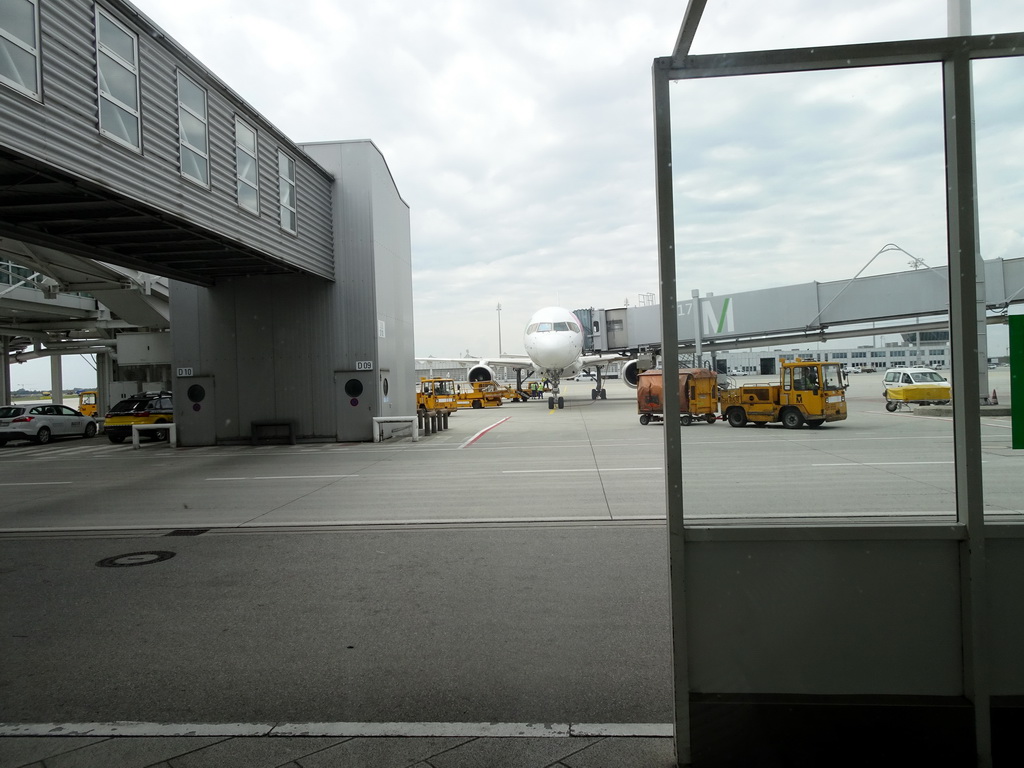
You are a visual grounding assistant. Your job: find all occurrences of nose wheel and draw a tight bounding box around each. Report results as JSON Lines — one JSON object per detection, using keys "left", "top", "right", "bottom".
{"left": 547, "top": 393, "right": 565, "bottom": 409}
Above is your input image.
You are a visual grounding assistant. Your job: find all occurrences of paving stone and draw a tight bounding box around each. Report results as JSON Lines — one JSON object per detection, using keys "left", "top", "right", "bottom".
{"left": 294, "top": 736, "right": 474, "bottom": 767}
{"left": 427, "top": 737, "right": 600, "bottom": 768}
{"left": 0, "top": 737, "right": 107, "bottom": 768}
{"left": 21, "top": 737, "right": 222, "bottom": 768}
{"left": 562, "top": 736, "right": 677, "bottom": 768}
{"left": 164, "top": 737, "right": 348, "bottom": 767}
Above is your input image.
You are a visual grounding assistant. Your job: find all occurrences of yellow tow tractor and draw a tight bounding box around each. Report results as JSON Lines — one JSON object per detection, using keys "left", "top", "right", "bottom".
{"left": 416, "top": 378, "right": 459, "bottom": 414}
{"left": 78, "top": 390, "right": 99, "bottom": 417}
{"left": 455, "top": 381, "right": 506, "bottom": 409}
{"left": 719, "top": 359, "right": 847, "bottom": 429}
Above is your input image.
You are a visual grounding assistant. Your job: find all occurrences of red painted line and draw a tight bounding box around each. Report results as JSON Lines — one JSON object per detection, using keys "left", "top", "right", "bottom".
{"left": 459, "top": 417, "right": 511, "bottom": 448}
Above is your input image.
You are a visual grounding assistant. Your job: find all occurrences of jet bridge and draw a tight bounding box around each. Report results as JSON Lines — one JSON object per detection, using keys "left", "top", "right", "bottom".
{"left": 577, "top": 254, "right": 1024, "bottom": 356}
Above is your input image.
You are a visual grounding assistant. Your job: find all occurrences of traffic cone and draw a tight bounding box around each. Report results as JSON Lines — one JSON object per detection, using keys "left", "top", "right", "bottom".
{"left": 992, "top": 389, "right": 999, "bottom": 405}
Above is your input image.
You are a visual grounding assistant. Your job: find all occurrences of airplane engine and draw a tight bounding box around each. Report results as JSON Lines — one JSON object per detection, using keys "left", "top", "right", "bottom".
{"left": 467, "top": 363, "right": 496, "bottom": 383}
{"left": 621, "top": 359, "right": 640, "bottom": 389}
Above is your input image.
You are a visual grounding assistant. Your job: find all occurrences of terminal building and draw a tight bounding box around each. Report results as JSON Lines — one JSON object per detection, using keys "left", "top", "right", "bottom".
{"left": 1, "top": 0, "right": 414, "bottom": 444}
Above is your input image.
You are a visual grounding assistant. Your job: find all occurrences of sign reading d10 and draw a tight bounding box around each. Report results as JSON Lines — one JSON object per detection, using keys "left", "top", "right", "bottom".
{"left": 355, "top": 361, "right": 374, "bottom": 371}
{"left": 177, "top": 367, "right": 194, "bottom": 377}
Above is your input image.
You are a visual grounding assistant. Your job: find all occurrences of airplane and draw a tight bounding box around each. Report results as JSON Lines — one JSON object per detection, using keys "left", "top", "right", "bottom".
{"left": 466, "top": 306, "right": 640, "bottom": 409}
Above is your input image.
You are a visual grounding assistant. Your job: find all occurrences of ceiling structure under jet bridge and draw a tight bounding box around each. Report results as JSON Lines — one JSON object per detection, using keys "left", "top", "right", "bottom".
{"left": 578, "top": 254, "right": 1024, "bottom": 358}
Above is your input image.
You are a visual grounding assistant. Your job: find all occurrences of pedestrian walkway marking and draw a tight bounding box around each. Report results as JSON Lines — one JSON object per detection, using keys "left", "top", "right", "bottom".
{"left": 0, "top": 721, "right": 674, "bottom": 738}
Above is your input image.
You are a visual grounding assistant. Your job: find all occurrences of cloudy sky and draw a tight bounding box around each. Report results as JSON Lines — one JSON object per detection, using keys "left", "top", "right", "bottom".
{"left": 12, "top": 1, "right": 1024, "bottom": 388}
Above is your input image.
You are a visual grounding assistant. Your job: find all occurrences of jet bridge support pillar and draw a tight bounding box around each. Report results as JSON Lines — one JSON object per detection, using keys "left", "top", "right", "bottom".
{"left": 1, "top": 336, "right": 9, "bottom": 405}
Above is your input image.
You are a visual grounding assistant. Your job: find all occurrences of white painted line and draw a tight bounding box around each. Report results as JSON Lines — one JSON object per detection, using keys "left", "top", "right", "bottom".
{"left": 271, "top": 722, "right": 574, "bottom": 737}
{"left": 459, "top": 417, "right": 511, "bottom": 448}
{"left": 205, "top": 475, "right": 358, "bottom": 481}
{"left": 571, "top": 723, "right": 674, "bottom": 737}
{"left": 257, "top": 475, "right": 357, "bottom": 480}
{"left": 0, "top": 721, "right": 672, "bottom": 738}
{"left": 503, "top": 467, "right": 660, "bottom": 474}
{"left": 0, "top": 722, "right": 277, "bottom": 737}
{"left": 0, "top": 481, "right": 73, "bottom": 487}
{"left": 812, "top": 461, "right": 955, "bottom": 467}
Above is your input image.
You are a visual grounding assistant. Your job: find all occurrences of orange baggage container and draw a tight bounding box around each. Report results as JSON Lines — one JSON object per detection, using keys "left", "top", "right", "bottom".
{"left": 637, "top": 368, "right": 719, "bottom": 426}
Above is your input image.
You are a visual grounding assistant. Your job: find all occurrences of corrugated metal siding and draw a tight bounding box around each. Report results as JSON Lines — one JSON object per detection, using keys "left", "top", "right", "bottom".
{"left": 0, "top": 0, "right": 334, "bottom": 280}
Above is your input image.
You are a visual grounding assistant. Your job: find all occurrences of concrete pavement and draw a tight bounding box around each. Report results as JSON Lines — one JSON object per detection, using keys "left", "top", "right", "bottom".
{"left": 1, "top": 374, "right": 1019, "bottom": 767}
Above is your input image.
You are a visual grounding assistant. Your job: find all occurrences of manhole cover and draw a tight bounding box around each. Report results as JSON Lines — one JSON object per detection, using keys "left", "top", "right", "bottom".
{"left": 96, "top": 551, "right": 176, "bottom": 568}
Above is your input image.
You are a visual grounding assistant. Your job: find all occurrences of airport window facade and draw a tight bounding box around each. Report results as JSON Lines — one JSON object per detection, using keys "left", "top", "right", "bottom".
{"left": 177, "top": 71, "right": 209, "bottom": 186}
{"left": 95, "top": 9, "right": 141, "bottom": 150}
{"left": 0, "top": 0, "right": 41, "bottom": 99}
{"left": 235, "top": 117, "right": 259, "bottom": 213}
{"left": 278, "top": 150, "right": 296, "bottom": 233}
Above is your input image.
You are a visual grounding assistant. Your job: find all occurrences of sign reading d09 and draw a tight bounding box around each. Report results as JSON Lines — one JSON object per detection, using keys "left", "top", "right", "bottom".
{"left": 355, "top": 361, "right": 374, "bottom": 371}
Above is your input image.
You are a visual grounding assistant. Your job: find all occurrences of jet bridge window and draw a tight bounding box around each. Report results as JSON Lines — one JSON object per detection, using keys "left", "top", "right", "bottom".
{"left": 235, "top": 117, "right": 260, "bottom": 213}
{"left": 177, "top": 71, "right": 210, "bottom": 186}
{"left": 278, "top": 150, "right": 297, "bottom": 233}
{"left": 0, "top": 0, "right": 40, "bottom": 98}
{"left": 96, "top": 8, "right": 141, "bottom": 150}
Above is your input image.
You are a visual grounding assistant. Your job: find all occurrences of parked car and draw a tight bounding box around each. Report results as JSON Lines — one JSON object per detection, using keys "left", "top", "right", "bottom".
{"left": 104, "top": 391, "right": 174, "bottom": 443}
{"left": 0, "top": 404, "right": 98, "bottom": 446}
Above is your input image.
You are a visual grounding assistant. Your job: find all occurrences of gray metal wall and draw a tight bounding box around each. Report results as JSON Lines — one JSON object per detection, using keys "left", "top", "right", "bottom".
{"left": 302, "top": 141, "right": 416, "bottom": 430}
{"left": 0, "top": 0, "right": 334, "bottom": 279}
{"left": 170, "top": 141, "right": 414, "bottom": 444}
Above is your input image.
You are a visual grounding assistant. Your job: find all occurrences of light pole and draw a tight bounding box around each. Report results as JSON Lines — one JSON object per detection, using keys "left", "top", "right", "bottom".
{"left": 496, "top": 302, "right": 502, "bottom": 356}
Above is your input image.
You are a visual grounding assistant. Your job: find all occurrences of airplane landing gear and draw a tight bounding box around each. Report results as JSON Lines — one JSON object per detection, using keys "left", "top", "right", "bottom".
{"left": 591, "top": 388, "right": 607, "bottom": 400}
{"left": 548, "top": 382, "right": 565, "bottom": 410}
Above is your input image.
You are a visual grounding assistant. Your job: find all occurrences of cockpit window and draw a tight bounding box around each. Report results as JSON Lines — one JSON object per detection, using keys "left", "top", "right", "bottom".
{"left": 528, "top": 320, "right": 580, "bottom": 333}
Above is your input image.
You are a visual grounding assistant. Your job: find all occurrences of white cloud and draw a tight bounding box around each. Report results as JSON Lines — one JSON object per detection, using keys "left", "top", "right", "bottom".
{"left": 114, "top": 0, "right": 1024, "bottom": 364}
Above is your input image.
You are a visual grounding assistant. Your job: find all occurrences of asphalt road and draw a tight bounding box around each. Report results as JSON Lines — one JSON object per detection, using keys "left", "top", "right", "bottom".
{"left": 0, "top": 372, "right": 1018, "bottom": 728}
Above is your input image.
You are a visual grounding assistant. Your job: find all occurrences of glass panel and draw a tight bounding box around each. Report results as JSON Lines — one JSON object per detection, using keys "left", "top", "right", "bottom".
{"left": 279, "top": 182, "right": 294, "bottom": 208}
{"left": 691, "top": 0, "right": 947, "bottom": 54}
{"left": 236, "top": 147, "right": 257, "bottom": 184}
{"left": 237, "top": 180, "right": 258, "bottom": 212}
{"left": 98, "top": 13, "right": 135, "bottom": 64}
{"left": 0, "top": 0, "right": 36, "bottom": 46}
{"left": 236, "top": 119, "right": 256, "bottom": 154}
{"left": 179, "top": 108, "right": 207, "bottom": 152}
{"left": 99, "top": 98, "right": 139, "bottom": 146}
{"left": 973, "top": 56, "right": 1024, "bottom": 521}
{"left": 278, "top": 152, "right": 293, "bottom": 180}
{"left": 181, "top": 146, "right": 208, "bottom": 184}
{"left": 0, "top": 38, "right": 36, "bottom": 91}
{"left": 177, "top": 72, "right": 206, "bottom": 116}
{"left": 672, "top": 62, "right": 949, "bottom": 522}
{"left": 98, "top": 51, "right": 138, "bottom": 109}
{"left": 279, "top": 207, "right": 295, "bottom": 232}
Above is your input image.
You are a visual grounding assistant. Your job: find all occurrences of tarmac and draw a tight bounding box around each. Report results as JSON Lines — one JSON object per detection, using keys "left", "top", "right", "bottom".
{"left": 0, "top": 372, "right": 1017, "bottom": 767}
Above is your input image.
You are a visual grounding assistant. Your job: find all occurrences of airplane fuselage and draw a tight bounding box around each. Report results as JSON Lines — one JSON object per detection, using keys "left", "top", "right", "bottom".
{"left": 523, "top": 306, "right": 585, "bottom": 379}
